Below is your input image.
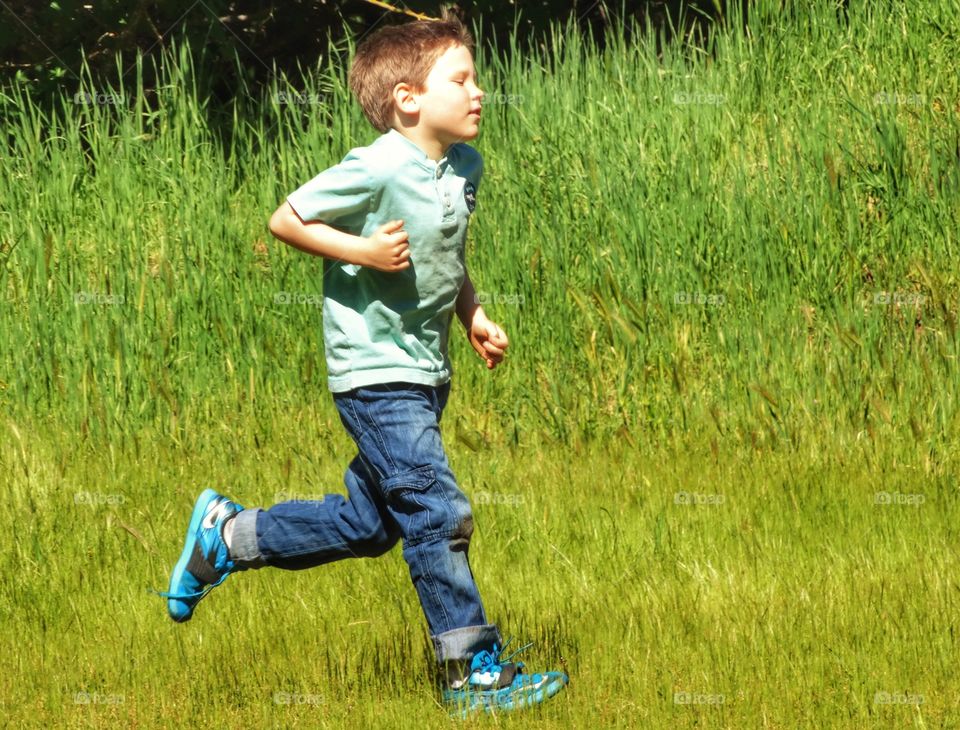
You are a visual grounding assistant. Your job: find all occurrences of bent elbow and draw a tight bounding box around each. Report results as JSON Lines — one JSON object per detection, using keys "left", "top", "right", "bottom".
{"left": 268, "top": 208, "right": 287, "bottom": 239}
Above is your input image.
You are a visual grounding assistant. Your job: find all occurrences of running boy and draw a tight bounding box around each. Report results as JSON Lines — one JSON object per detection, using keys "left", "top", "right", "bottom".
{"left": 160, "top": 15, "right": 567, "bottom": 717}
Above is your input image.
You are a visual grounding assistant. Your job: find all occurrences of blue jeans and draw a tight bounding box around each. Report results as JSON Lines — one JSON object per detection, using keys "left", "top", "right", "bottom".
{"left": 229, "top": 380, "right": 501, "bottom": 667}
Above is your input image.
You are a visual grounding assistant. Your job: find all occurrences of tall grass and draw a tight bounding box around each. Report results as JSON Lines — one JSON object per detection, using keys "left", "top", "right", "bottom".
{"left": 1, "top": 1, "right": 958, "bottom": 458}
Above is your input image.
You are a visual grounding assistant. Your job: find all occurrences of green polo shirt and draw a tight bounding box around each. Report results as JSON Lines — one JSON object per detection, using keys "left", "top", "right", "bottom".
{"left": 286, "top": 129, "right": 482, "bottom": 392}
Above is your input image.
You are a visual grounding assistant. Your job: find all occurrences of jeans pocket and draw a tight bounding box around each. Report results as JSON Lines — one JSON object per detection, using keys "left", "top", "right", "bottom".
{"left": 381, "top": 465, "right": 436, "bottom": 495}
{"left": 380, "top": 465, "right": 453, "bottom": 540}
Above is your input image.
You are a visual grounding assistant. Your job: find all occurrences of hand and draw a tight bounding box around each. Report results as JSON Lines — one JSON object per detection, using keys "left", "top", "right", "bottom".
{"left": 359, "top": 220, "right": 411, "bottom": 272}
{"left": 467, "top": 314, "right": 509, "bottom": 370}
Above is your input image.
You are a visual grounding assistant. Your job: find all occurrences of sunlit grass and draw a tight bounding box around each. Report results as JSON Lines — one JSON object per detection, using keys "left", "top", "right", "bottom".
{"left": 2, "top": 1, "right": 960, "bottom": 726}
{"left": 2, "top": 413, "right": 959, "bottom": 727}
{"left": 0, "top": 2, "right": 957, "bottom": 454}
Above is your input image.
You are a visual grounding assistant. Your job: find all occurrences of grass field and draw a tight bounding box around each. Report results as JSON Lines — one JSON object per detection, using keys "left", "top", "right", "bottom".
{"left": 2, "top": 1, "right": 960, "bottom": 726}
{"left": 3, "top": 421, "right": 959, "bottom": 727}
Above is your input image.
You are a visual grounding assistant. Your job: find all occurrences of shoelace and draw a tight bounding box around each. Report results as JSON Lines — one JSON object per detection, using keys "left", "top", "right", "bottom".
{"left": 471, "top": 638, "right": 535, "bottom": 677}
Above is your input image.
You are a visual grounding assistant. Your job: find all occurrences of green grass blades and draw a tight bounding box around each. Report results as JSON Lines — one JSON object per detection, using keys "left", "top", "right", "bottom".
{"left": 2, "top": 417, "right": 958, "bottom": 727}
{"left": 0, "top": 3, "right": 957, "bottom": 452}
{"left": 2, "top": 2, "right": 960, "bottom": 727}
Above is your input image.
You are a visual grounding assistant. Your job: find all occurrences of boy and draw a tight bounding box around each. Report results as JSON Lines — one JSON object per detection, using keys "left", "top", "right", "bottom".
{"left": 159, "top": 15, "right": 568, "bottom": 717}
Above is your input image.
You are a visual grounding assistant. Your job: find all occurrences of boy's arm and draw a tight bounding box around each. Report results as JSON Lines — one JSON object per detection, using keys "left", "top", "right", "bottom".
{"left": 457, "top": 270, "right": 509, "bottom": 369}
{"left": 455, "top": 269, "right": 483, "bottom": 329}
{"left": 268, "top": 201, "right": 411, "bottom": 272}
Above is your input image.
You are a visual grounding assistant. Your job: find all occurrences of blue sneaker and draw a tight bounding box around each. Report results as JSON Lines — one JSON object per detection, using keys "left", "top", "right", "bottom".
{"left": 442, "top": 640, "right": 568, "bottom": 717}
{"left": 160, "top": 489, "right": 245, "bottom": 622}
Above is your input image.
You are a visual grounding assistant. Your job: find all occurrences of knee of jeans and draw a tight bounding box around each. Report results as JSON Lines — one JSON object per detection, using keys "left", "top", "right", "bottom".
{"left": 435, "top": 490, "right": 473, "bottom": 549}
{"left": 448, "top": 499, "right": 473, "bottom": 547}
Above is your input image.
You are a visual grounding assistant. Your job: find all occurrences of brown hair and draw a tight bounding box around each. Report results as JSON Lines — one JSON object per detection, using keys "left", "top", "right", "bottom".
{"left": 348, "top": 15, "right": 475, "bottom": 133}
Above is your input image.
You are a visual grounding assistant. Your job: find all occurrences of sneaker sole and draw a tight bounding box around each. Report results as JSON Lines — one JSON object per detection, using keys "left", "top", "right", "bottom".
{"left": 166, "top": 488, "right": 220, "bottom": 623}
{"left": 447, "top": 672, "right": 568, "bottom": 718}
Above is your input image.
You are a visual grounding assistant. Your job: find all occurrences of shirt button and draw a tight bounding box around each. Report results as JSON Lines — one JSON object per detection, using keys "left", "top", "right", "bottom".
{"left": 436, "top": 168, "right": 442, "bottom": 178}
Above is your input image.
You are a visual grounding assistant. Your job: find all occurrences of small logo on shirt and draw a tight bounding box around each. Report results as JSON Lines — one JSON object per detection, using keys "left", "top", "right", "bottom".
{"left": 464, "top": 182, "right": 477, "bottom": 213}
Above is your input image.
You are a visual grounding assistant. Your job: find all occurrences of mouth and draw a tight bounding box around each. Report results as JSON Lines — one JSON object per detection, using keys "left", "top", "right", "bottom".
{"left": 469, "top": 109, "right": 482, "bottom": 118}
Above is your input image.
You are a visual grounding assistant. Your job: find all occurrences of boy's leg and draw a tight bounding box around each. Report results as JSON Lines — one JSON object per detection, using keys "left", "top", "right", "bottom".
{"left": 339, "top": 382, "right": 569, "bottom": 716}
{"left": 229, "top": 452, "right": 401, "bottom": 569}
{"left": 162, "top": 408, "right": 400, "bottom": 620}
{"left": 333, "top": 382, "right": 500, "bottom": 667}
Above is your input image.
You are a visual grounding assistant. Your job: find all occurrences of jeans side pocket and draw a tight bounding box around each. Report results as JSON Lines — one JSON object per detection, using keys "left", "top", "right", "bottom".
{"left": 380, "top": 465, "right": 459, "bottom": 542}
{"left": 380, "top": 465, "right": 437, "bottom": 495}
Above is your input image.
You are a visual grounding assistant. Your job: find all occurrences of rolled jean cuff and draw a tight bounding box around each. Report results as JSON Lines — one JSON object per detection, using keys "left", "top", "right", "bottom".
{"left": 432, "top": 624, "right": 502, "bottom": 665}
{"left": 229, "top": 507, "right": 265, "bottom": 567}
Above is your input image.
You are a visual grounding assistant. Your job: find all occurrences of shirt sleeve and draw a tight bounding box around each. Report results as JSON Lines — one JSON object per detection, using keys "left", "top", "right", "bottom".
{"left": 458, "top": 143, "right": 483, "bottom": 192}
{"left": 286, "top": 148, "right": 377, "bottom": 233}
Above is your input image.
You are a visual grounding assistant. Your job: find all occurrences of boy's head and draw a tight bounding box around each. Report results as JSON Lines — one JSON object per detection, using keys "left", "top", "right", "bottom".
{"left": 349, "top": 16, "right": 483, "bottom": 142}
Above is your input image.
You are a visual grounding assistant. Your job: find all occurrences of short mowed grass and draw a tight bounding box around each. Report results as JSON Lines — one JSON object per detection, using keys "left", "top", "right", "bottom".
{"left": 3, "top": 414, "right": 959, "bottom": 728}
{"left": 3, "top": 1, "right": 960, "bottom": 727}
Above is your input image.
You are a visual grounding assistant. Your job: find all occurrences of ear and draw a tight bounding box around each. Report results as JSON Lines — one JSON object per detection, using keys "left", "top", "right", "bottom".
{"left": 392, "top": 82, "right": 420, "bottom": 115}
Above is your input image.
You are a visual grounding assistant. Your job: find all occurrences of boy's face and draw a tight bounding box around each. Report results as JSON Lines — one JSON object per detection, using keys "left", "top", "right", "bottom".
{"left": 413, "top": 43, "right": 485, "bottom": 147}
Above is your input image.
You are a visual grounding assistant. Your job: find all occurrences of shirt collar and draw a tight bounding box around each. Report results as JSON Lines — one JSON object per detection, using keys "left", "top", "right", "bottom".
{"left": 383, "top": 129, "right": 451, "bottom": 172}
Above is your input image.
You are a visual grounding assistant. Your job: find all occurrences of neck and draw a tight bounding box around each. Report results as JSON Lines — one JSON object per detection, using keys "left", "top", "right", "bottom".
{"left": 393, "top": 127, "right": 447, "bottom": 161}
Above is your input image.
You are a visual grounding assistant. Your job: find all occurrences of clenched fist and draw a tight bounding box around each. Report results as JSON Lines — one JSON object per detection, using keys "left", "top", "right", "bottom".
{"left": 359, "top": 220, "right": 411, "bottom": 272}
